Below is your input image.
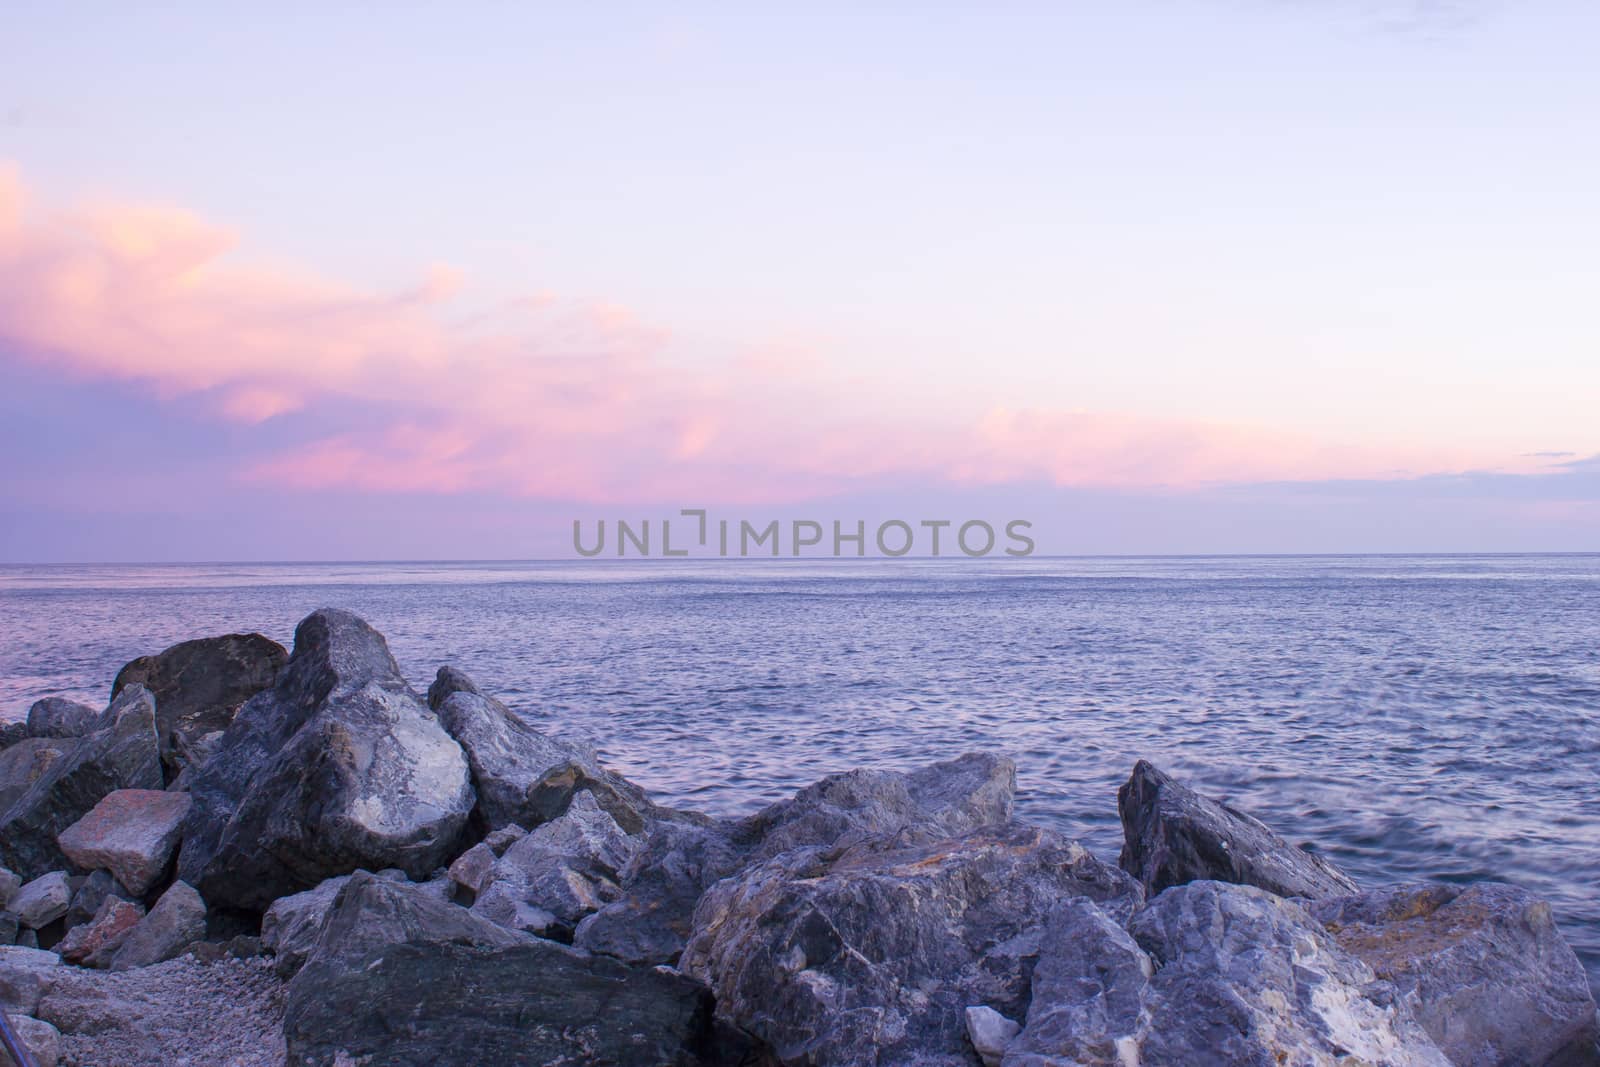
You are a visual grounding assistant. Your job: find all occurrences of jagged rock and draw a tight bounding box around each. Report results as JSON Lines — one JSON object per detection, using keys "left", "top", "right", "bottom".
{"left": 0, "top": 914, "right": 15, "bottom": 946}
{"left": 11, "top": 873, "right": 71, "bottom": 930}
{"left": 1, "top": 1013, "right": 60, "bottom": 1067}
{"left": 0, "top": 869, "right": 18, "bottom": 911}
{"left": 579, "top": 752, "right": 1017, "bottom": 967}
{"left": 113, "top": 632, "right": 288, "bottom": 775}
{"left": 0, "top": 687, "right": 162, "bottom": 880}
{"left": 445, "top": 842, "right": 496, "bottom": 899}
{"left": 432, "top": 675, "right": 652, "bottom": 833}
{"left": 0, "top": 720, "right": 27, "bottom": 751}
{"left": 1117, "top": 760, "right": 1358, "bottom": 899}
{"left": 62, "top": 871, "right": 134, "bottom": 931}
{"left": 1308, "top": 882, "right": 1600, "bottom": 1066}
{"left": 24, "top": 698, "right": 99, "bottom": 740}
{"left": 0, "top": 740, "right": 69, "bottom": 817}
{"left": 471, "top": 791, "right": 638, "bottom": 937}
{"left": 0, "top": 946, "right": 64, "bottom": 1016}
{"left": 482, "top": 824, "right": 526, "bottom": 854}
{"left": 260, "top": 873, "right": 353, "bottom": 979}
{"left": 681, "top": 821, "right": 1142, "bottom": 1066}
{"left": 284, "top": 870, "right": 732, "bottom": 1067}
{"left": 108, "top": 881, "right": 206, "bottom": 971}
{"left": 56, "top": 789, "right": 191, "bottom": 895}
{"left": 965, "top": 1006, "right": 1020, "bottom": 1067}
{"left": 1004, "top": 881, "right": 1450, "bottom": 1066}
{"left": 177, "top": 609, "right": 474, "bottom": 911}
{"left": 54, "top": 896, "right": 143, "bottom": 968}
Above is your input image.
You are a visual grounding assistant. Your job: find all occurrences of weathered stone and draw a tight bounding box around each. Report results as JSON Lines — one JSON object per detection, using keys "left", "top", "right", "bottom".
{"left": 113, "top": 632, "right": 287, "bottom": 775}
{"left": 185, "top": 933, "right": 267, "bottom": 964}
{"left": 0, "top": 687, "right": 162, "bottom": 880}
{"left": 10, "top": 874, "right": 71, "bottom": 930}
{"left": 260, "top": 873, "right": 352, "bottom": 979}
{"left": 433, "top": 677, "right": 652, "bottom": 833}
{"left": 0, "top": 740, "right": 69, "bottom": 823}
{"left": 445, "top": 842, "right": 496, "bottom": 898}
{"left": 1, "top": 1014, "right": 60, "bottom": 1067}
{"left": 1308, "top": 881, "right": 1600, "bottom": 1066}
{"left": 0, "top": 914, "right": 15, "bottom": 946}
{"left": 56, "top": 789, "right": 192, "bottom": 895}
{"left": 0, "top": 946, "right": 64, "bottom": 1016}
{"left": 24, "top": 698, "right": 99, "bottom": 741}
{"left": 579, "top": 752, "right": 1017, "bottom": 967}
{"left": 682, "top": 822, "right": 1142, "bottom": 1066}
{"left": 0, "top": 870, "right": 18, "bottom": 911}
{"left": 1004, "top": 881, "right": 1449, "bottom": 1067}
{"left": 284, "top": 871, "right": 731, "bottom": 1067}
{"left": 482, "top": 824, "right": 526, "bottom": 855}
{"left": 54, "top": 896, "right": 143, "bottom": 968}
{"left": 178, "top": 609, "right": 474, "bottom": 911}
{"left": 62, "top": 870, "right": 133, "bottom": 932}
{"left": 1117, "top": 760, "right": 1358, "bottom": 899}
{"left": 0, "top": 720, "right": 27, "bottom": 751}
{"left": 471, "top": 791, "right": 637, "bottom": 937}
{"left": 965, "top": 1006, "right": 1020, "bottom": 1067}
{"left": 108, "top": 880, "right": 206, "bottom": 970}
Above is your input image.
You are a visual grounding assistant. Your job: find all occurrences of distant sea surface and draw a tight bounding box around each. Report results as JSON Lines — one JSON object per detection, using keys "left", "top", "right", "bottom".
{"left": 2, "top": 555, "right": 1597, "bottom": 988}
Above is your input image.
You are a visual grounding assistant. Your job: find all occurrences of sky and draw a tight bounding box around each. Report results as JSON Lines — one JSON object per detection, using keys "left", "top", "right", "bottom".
{"left": 2, "top": 1, "right": 1597, "bottom": 560}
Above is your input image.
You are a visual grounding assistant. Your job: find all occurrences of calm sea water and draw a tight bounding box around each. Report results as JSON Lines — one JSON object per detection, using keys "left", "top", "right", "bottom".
{"left": 1, "top": 556, "right": 1597, "bottom": 989}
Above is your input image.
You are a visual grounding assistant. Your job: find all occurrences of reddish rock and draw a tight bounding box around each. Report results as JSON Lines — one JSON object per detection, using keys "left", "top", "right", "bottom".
{"left": 55, "top": 895, "right": 144, "bottom": 967}
{"left": 56, "top": 789, "right": 192, "bottom": 895}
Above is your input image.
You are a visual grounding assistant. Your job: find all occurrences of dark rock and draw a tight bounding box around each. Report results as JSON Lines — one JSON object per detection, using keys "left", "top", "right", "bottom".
{"left": 54, "top": 896, "right": 143, "bottom": 968}
{"left": 471, "top": 791, "right": 637, "bottom": 938}
{"left": 11, "top": 873, "right": 71, "bottom": 930}
{"left": 433, "top": 679, "right": 652, "bottom": 833}
{"left": 63, "top": 870, "right": 134, "bottom": 931}
{"left": 112, "top": 632, "right": 288, "bottom": 776}
{"left": 1308, "top": 882, "right": 1600, "bottom": 1067}
{"left": 445, "top": 842, "right": 496, "bottom": 900}
{"left": 108, "top": 880, "right": 207, "bottom": 970}
{"left": 177, "top": 609, "right": 474, "bottom": 911}
{"left": 24, "top": 698, "right": 99, "bottom": 740}
{"left": 579, "top": 752, "right": 1017, "bottom": 967}
{"left": 0, "top": 720, "right": 27, "bottom": 751}
{"left": 0, "top": 913, "right": 15, "bottom": 946}
{"left": 56, "top": 789, "right": 191, "bottom": 895}
{"left": 681, "top": 821, "right": 1141, "bottom": 1066}
{"left": 425, "top": 665, "right": 481, "bottom": 710}
{"left": 260, "top": 873, "right": 354, "bottom": 978}
{"left": 185, "top": 933, "right": 266, "bottom": 964}
{"left": 0, "top": 868, "right": 18, "bottom": 911}
{"left": 1117, "top": 760, "right": 1358, "bottom": 899}
{"left": 0, "top": 687, "right": 162, "bottom": 880}
{"left": 0, "top": 739, "right": 70, "bottom": 819}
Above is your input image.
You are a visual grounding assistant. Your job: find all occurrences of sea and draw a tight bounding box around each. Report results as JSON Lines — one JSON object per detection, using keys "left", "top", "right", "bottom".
{"left": 1, "top": 555, "right": 1596, "bottom": 990}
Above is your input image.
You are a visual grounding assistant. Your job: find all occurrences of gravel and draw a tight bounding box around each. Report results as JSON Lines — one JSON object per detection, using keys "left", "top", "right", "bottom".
{"left": 47, "top": 955, "right": 285, "bottom": 1067}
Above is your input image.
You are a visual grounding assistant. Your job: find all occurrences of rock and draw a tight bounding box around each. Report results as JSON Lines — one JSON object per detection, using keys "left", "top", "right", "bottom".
{"left": 260, "top": 874, "right": 353, "bottom": 979}
{"left": 108, "top": 881, "right": 206, "bottom": 971}
{"left": 284, "top": 871, "right": 728, "bottom": 1067}
{"left": 10, "top": 874, "right": 70, "bottom": 931}
{"left": 55, "top": 789, "right": 192, "bottom": 895}
{"left": 0, "top": 721, "right": 27, "bottom": 751}
{"left": 1003, "top": 881, "right": 1449, "bottom": 1066}
{"left": 482, "top": 824, "right": 526, "bottom": 854}
{"left": 185, "top": 933, "right": 266, "bottom": 964}
{"left": 433, "top": 679, "right": 652, "bottom": 833}
{"left": 0, "top": 687, "right": 162, "bottom": 880}
{"left": 1, "top": 1014, "right": 60, "bottom": 1067}
{"left": 471, "top": 791, "right": 638, "bottom": 937}
{"left": 177, "top": 609, "right": 475, "bottom": 911}
{"left": 1308, "top": 882, "right": 1600, "bottom": 1066}
{"left": 0, "top": 740, "right": 69, "bottom": 817}
{"left": 965, "top": 1006, "right": 1020, "bottom": 1067}
{"left": 0, "top": 870, "right": 17, "bottom": 911}
{"left": 445, "top": 843, "right": 496, "bottom": 899}
{"left": 0, "top": 914, "right": 15, "bottom": 947}
{"left": 0, "top": 946, "right": 64, "bottom": 1016}
{"left": 24, "top": 698, "right": 99, "bottom": 741}
{"left": 112, "top": 632, "right": 288, "bottom": 776}
{"left": 54, "top": 896, "right": 143, "bottom": 968}
{"left": 681, "top": 822, "right": 1142, "bottom": 1066}
{"left": 12, "top": 932, "right": 34, "bottom": 950}
{"left": 62, "top": 871, "right": 133, "bottom": 931}
{"left": 1117, "top": 760, "right": 1358, "bottom": 899}
{"left": 579, "top": 752, "right": 1017, "bottom": 967}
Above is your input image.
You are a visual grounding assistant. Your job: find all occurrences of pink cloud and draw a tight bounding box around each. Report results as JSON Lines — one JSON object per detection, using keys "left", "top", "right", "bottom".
{"left": 0, "top": 162, "right": 1504, "bottom": 503}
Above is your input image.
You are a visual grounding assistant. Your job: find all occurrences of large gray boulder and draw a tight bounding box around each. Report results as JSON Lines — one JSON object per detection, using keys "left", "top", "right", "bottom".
{"left": 260, "top": 873, "right": 353, "bottom": 978}
{"left": 1117, "top": 760, "right": 1358, "bottom": 899}
{"left": 470, "top": 790, "right": 638, "bottom": 938}
{"left": 24, "top": 698, "right": 99, "bottom": 740}
{"left": 578, "top": 752, "right": 1017, "bottom": 967}
{"left": 112, "top": 632, "right": 287, "bottom": 776}
{"left": 108, "top": 880, "right": 207, "bottom": 970}
{"left": 0, "top": 946, "right": 65, "bottom": 1016}
{"left": 0, "top": 688, "right": 162, "bottom": 879}
{"left": 681, "top": 821, "right": 1142, "bottom": 1067}
{"left": 1308, "top": 882, "right": 1600, "bottom": 1066}
{"left": 1004, "top": 882, "right": 1450, "bottom": 1066}
{"left": 282, "top": 870, "right": 744, "bottom": 1066}
{"left": 430, "top": 669, "right": 652, "bottom": 833}
{"left": 56, "top": 789, "right": 192, "bottom": 895}
{"left": 177, "top": 609, "right": 474, "bottom": 911}
{"left": 0, "top": 740, "right": 68, "bottom": 816}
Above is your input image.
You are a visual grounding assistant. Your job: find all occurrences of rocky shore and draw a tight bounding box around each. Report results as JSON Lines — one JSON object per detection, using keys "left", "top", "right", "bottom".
{"left": 1, "top": 607, "right": 1596, "bottom": 1066}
